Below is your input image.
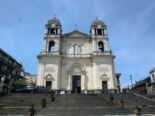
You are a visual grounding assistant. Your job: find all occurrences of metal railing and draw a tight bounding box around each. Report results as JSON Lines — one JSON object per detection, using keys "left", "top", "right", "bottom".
{"left": 39, "top": 51, "right": 112, "bottom": 57}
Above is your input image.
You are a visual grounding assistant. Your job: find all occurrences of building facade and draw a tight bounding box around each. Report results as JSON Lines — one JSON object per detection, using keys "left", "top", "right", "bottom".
{"left": 24, "top": 72, "right": 37, "bottom": 85}
{"left": 133, "top": 76, "right": 151, "bottom": 94}
{"left": 0, "top": 49, "right": 23, "bottom": 95}
{"left": 37, "top": 17, "right": 120, "bottom": 94}
{"left": 148, "top": 67, "right": 155, "bottom": 95}
{"left": 130, "top": 67, "right": 155, "bottom": 95}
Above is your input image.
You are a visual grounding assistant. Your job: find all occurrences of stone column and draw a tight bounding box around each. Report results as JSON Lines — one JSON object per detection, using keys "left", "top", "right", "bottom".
{"left": 58, "top": 29, "right": 61, "bottom": 35}
{"left": 46, "top": 40, "right": 49, "bottom": 52}
{"left": 92, "top": 29, "right": 95, "bottom": 35}
{"left": 102, "top": 29, "right": 104, "bottom": 35}
{"left": 104, "top": 29, "right": 107, "bottom": 35}
{"left": 44, "top": 28, "right": 48, "bottom": 35}
{"left": 67, "top": 71, "right": 72, "bottom": 93}
{"left": 43, "top": 40, "right": 47, "bottom": 52}
{"left": 95, "top": 29, "right": 97, "bottom": 35}
{"left": 92, "top": 39, "right": 96, "bottom": 53}
{"left": 81, "top": 72, "right": 85, "bottom": 92}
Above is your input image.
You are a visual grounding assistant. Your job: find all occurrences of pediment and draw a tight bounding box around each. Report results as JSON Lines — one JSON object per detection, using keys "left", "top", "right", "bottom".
{"left": 45, "top": 74, "right": 54, "bottom": 81}
{"left": 63, "top": 30, "right": 90, "bottom": 39}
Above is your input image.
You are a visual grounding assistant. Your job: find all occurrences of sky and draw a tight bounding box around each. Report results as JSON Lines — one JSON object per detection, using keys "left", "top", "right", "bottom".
{"left": 0, "top": 0, "right": 155, "bottom": 87}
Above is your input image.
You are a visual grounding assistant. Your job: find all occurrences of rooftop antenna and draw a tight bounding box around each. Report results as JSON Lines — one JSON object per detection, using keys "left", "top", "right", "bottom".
{"left": 130, "top": 75, "right": 133, "bottom": 88}
{"left": 54, "top": 14, "right": 56, "bottom": 19}
{"left": 96, "top": 15, "right": 98, "bottom": 20}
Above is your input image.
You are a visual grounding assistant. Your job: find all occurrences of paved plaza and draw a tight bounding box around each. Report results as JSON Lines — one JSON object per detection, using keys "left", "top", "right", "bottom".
{"left": 0, "top": 93, "right": 155, "bottom": 116}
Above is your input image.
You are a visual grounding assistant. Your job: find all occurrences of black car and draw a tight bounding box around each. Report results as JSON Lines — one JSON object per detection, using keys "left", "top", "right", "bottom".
{"left": 22, "top": 85, "right": 36, "bottom": 93}
{"left": 35, "top": 86, "right": 47, "bottom": 93}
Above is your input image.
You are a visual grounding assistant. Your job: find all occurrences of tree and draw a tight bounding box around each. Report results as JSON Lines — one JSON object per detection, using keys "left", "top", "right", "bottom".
{"left": 14, "top": 78, "right": 27, "bottom": 89}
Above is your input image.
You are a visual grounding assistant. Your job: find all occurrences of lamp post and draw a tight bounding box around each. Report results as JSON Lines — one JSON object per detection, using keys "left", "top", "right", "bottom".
{"left": 130, "top": 75, "right": 133, "bottom": 89}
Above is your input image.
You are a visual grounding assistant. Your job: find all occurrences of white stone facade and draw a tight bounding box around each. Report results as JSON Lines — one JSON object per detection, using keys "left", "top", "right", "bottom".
{"left": 24, "top": 72, "right": 37, "bottom": 85}
{"left": 37, "top": 17, "right": 119, "bottom": 93}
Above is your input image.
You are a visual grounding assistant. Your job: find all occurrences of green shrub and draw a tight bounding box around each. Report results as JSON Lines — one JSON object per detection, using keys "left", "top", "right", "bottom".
{"left": 14, "top": 79, "right": 27, "bottom": 89}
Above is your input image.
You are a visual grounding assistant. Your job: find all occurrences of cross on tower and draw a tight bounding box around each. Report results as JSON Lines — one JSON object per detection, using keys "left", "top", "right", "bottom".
{"left": 75, "top": 24, "right": 77, "bottom": 30}
{"left": 54, "top": 14, "right": 56, "bottom": 19}
{"left": 96, "top": 15, "right": 98, "bottom": 20}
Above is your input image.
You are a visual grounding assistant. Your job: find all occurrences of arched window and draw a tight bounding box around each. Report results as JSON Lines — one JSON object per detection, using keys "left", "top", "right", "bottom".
{"left": 68, "top": 46, "right": 73, "bottom": 54}
{"left": 48, "top": 41, "right": 55, "bottom": 52}
{"left": 74, "top": 44, "right": 81, "bottom": 55}
{"left": 95, "top": 29, "right": 104, "bottom": 35}
{"left": 47, "top": 28, "right": 57, "bottom": 35}
{"left": 74, "top": 44, "right": 78, "bottom": 55}
{"left": 97, "top": 29, "right": 102, "bottom": 35}
{"left": 98, "top": 41, "right": 104, "bottom": 52}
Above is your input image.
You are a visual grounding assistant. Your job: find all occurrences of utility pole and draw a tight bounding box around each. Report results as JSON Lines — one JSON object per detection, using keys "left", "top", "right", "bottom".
{"left": 130, "top": 75, "right": 133, "bottom": 89}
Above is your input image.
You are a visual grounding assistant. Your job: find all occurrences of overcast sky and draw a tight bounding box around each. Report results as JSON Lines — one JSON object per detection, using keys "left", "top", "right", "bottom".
{"left": 0, "top": 0, "right": 155, "bottom": 87}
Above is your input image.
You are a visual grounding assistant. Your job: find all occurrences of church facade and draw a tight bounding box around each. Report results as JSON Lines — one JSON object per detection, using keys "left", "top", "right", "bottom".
{"left": 36, "top": 17, "right": 120, "bottom": 94}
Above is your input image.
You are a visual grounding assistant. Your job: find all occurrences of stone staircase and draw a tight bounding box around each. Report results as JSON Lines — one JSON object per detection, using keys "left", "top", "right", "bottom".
{"left": 100, "top": 94, "right": 155, "bottom": 115}
{"left": 37, "top": 94, "right": 155, "bottom": 116}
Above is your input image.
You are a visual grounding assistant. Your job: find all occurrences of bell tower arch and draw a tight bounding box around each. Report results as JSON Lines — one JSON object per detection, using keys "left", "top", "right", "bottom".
{"left": 43, "top": 17, "right": 62, "bottom": 54}
{"left": 90, "top": 18, "right": 110, "bottom": 54}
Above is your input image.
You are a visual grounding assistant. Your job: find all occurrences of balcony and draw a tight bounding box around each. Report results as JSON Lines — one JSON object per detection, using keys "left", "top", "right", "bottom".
{"left": 38, "top": 51, "right": 113, "bottom": 58}
{"left": 39, "top": 51, "right": 59, "bottom": 55}
{"left": 92, "top": 51, "right": 112, "bottom": 55}
{"left": 62, "top": 54, "right": 91, "bottom": 58}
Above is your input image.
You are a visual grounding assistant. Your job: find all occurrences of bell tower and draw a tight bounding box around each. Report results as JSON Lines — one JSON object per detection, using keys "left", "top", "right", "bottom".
{"left": 43, "top": 17, "right": 62, "bottom": 54}
{"left": 37, "top": 17, "right": 62, "bottom": 89}
{"left": 90, "top": 18, "right": 110, "bottom": 54}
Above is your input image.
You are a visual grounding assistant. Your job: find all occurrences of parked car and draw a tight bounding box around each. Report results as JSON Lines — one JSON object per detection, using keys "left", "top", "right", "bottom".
{"left": 15, "top": 85, "right": 50, "bottom": 93}
{"left": 35, "top": 86, "right": 50, "bottom": 93}
{"left": 23, "top": 85, "right": 36, "bottom": 93}
{"left": 15, "top": 85, "right": 36, "bottom": 93}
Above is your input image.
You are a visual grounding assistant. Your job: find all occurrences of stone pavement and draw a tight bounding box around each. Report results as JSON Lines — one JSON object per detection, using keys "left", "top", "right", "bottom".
{"left": 37, "top": 94, "right": 155, "bottom": 116}
{"left": 0, "top": 93, "right": 155, "bottom": 116}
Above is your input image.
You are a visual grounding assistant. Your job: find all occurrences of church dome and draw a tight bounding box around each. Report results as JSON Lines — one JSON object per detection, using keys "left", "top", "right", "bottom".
{"left": 91, "top": 18, "right": 105, "bottom": 26}
{"left": 47, "top": 17, "right": 61, "bottom": 25}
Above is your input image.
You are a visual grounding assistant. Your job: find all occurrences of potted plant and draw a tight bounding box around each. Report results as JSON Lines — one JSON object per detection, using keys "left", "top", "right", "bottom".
{"left": 41, "top": 98, "right": 47, "bottom": 108}
{"left": 134, "top": 106, "right": 141, "bottom": 115}
{"left": 29, "top": 103, "right": 35, "bottom": 116}
{"left": 118, "top": 99, "right": 124, "bottom": 108}
{"left": 109, "top": 94, "right": 114, "bottom": 102}
{"left": 0, "top": 103, "right": 4, "bottom": 108}
{"left": 134, "top": 98, "right": 141, "bottom": 115}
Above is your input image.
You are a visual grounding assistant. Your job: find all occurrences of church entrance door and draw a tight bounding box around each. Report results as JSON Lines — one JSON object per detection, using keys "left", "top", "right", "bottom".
{"left": 102, "top": 81, "right": 108, "bottom": 93}
{"left": 72, "top": 75, "right": 81, "bottom": 93}
{"left": 46, "top": 81, "right": 52, "bottom": 91}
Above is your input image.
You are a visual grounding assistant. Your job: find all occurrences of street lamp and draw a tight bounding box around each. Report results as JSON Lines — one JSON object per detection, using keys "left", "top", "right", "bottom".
{"left": 130, "top": 75, "right": 133, "bottom": 89}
